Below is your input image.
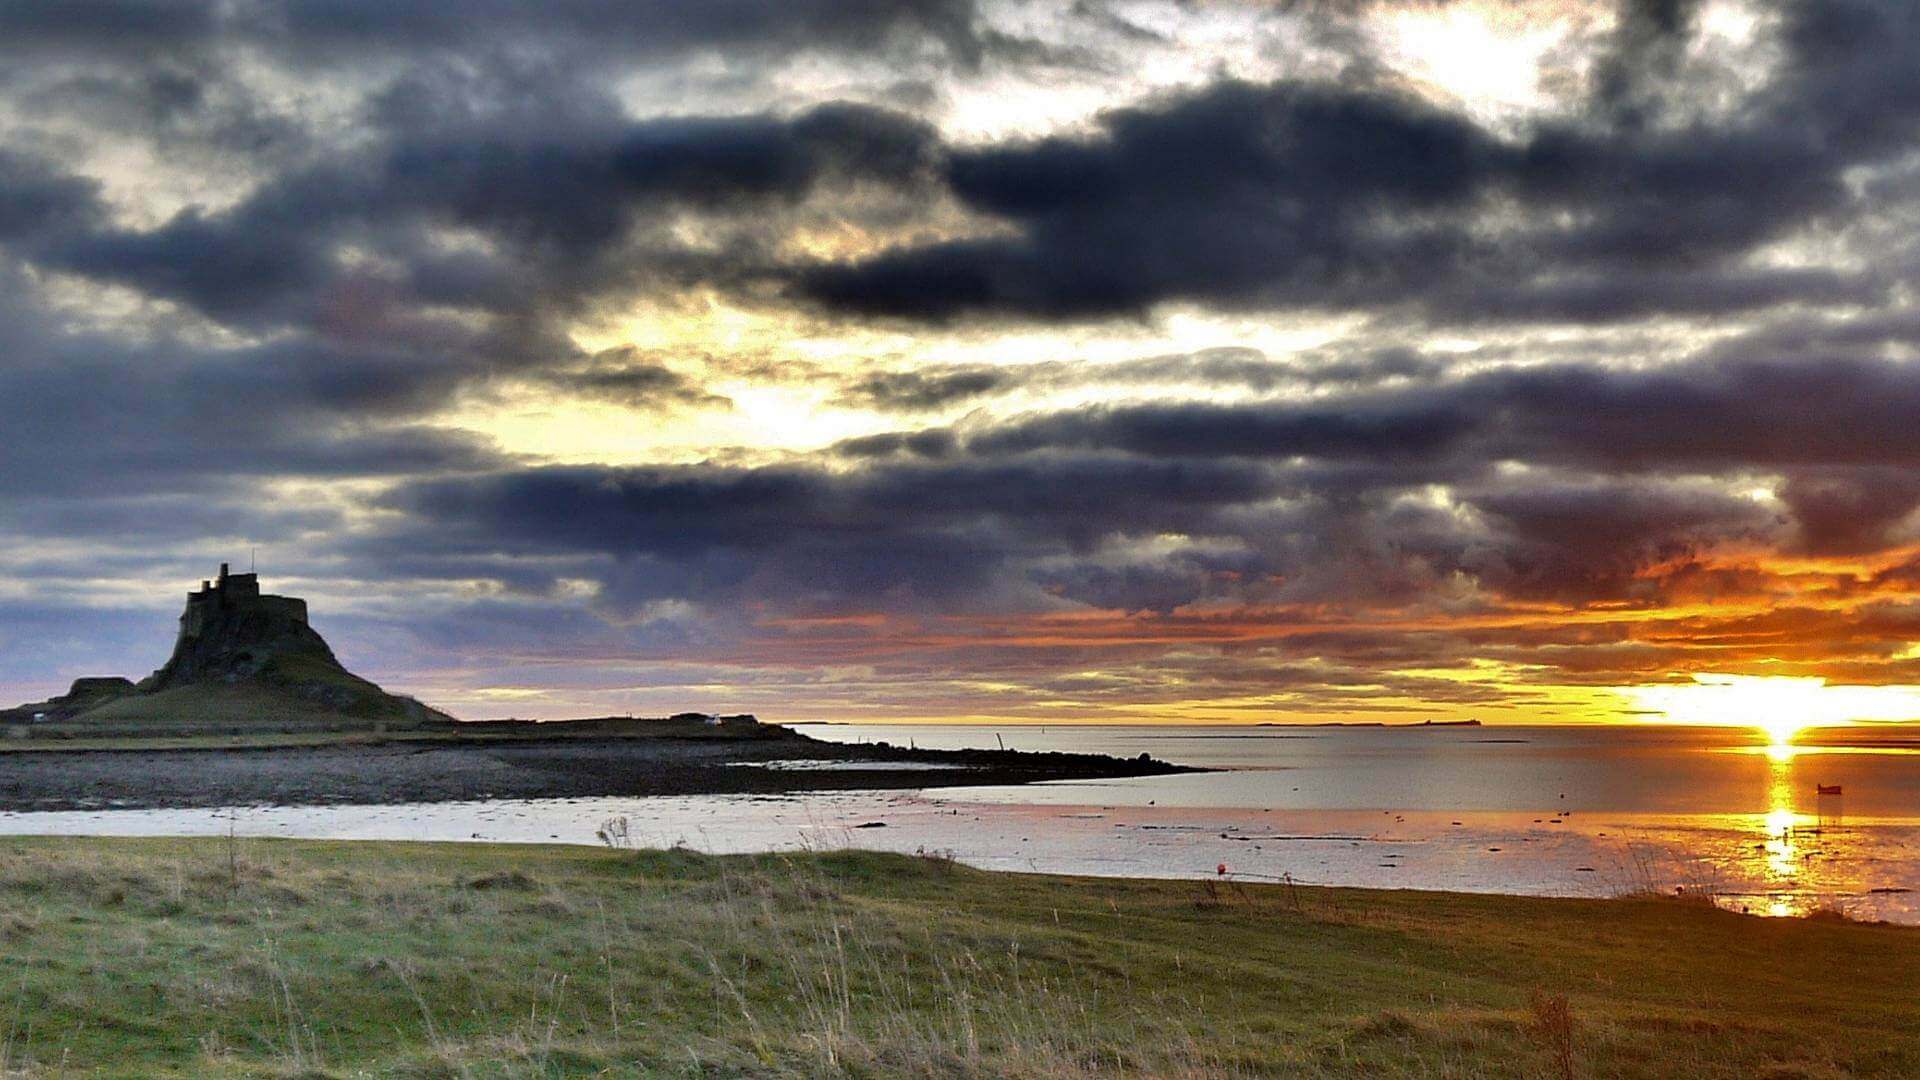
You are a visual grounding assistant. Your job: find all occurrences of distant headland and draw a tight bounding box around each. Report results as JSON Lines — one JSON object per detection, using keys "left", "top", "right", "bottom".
{"left": 1255, "top": 719, "right": 1483, "bottom": 728}
{"left": 0, "top": 565, "right": 1195, "bottom": 809}
{"left": 2, "top": 563, "right": 448, "bottom": 733}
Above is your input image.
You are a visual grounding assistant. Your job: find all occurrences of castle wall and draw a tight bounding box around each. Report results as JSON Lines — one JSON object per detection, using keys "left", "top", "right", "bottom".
{"left": 259, "top": 595, "right": 308, "bottom": 625}
{"left": 180, "top": 601, "right": 207, "bottom": 640}
{"left": 161, "top": 569, "right": 308, "bottom": 683}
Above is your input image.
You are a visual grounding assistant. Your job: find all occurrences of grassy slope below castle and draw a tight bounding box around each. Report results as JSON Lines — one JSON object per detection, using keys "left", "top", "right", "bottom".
{"left": 0, "top": 838, "right": 1912, "bottom": 1077}
{"left": 6, "top": 654, "right": 449, "bottom": 741}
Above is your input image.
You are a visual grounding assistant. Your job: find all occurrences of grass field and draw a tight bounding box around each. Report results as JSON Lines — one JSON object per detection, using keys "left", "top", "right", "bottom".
{"left": 0, "top": 836, "right": 1912, "bottom": 1077}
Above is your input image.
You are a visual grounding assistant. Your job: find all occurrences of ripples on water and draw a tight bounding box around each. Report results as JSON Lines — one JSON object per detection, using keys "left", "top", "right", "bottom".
{"left": 1, "top": 724, "right": 1914, "bottom": 922}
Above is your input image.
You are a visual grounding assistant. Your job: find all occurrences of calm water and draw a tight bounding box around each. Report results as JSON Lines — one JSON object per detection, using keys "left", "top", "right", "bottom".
{"left": 799, "top": 722, "right": 1920, "bottom": 818}
{"left": 2, "top": 723, "right": 1916, "bottom": 922}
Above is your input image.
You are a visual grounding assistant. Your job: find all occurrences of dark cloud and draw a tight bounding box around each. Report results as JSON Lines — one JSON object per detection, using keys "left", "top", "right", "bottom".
{"left": 0, "top": 0, "right": 989, "bottom": 67}
{"left": 261, "top": 0, "right": 991, "bottom": 67}
{"left": 793, "top": 3, "right": 1919, "bottom": 324}
{"left": 0, "top": 1, "right": 217, "bottom": 58}
{"left": 835, "top": 367, "right": 1016, "bottom": 411}
{"left": 1589, "top": 0, "right": 1701, "bottom": 127}
{"left": 1460, "top": 477, "right": 1777, "bottom": 603}
{"left": 832, "top": 347, "right": 1442, "bottom": 412}
{"left": 35, "top": 98, "right": 939, "bottom": 333}
{"left": 1779, "top": 468, "right": 1920, "bottom": 556}
{"left": 798, "top": 78, "right": 1507, "bottom": 320}
{"left": 791, "top": 349, "right": 1920, "bottom": 613}
{"left": 1, "top": 492, "right": 341, "bottom": 545}
{"left": 367, "top": 419, "right": 1790, "bottom": 622}
{"left": 557, "top": 366, "right": 733, "bottom": 412}
{"left": 50, "top": 207, "right": 337, "bottom": 325}
{"left": 964, "top": 355, "right": 1920, "bottom": 473}
{"left": 375, "top": 99, "right": 938, "bottom": 250}
{"left": 0, "top": 149, "right": 102, "bottom": 241}
{"left": 970, "top": 393, "right": 1477, "bottom": 462}
{"left": 0, "top": 302, "right": 505, "bottom": 499}
{"left": 832, "top": 429, "right": 963, "bottom": 459}
{"left": 374, "top": 454, "right": 1285, "bottom": 616}
{"left": 1428, "top": 267, "right": 1884, "bottom": 325}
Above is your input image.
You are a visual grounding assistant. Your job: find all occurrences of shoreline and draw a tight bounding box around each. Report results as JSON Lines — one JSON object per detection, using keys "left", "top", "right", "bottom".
{"left": 0, "top": 830, "right": 1903, "bottom": 924}
{"left": 0, "top": 720, "right": 1198, "bottom": 812}
{"left": 8, "top": 791, "right": 1915, "bottom": 924}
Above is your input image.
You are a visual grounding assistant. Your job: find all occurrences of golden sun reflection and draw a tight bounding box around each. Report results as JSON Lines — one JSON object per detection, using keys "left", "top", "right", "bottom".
{"left": 1761, "top": 756, "right": 1804, "bottom": 908}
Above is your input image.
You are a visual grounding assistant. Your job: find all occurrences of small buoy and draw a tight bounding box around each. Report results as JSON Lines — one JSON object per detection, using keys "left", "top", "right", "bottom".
{"left": 1217, "top": 863, "right": 1228, "bottom": 876}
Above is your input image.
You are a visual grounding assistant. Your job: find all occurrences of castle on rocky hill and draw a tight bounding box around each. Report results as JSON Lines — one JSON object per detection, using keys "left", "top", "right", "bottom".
{"left": 3, "top": 563, "right": 450, "bottom": 728}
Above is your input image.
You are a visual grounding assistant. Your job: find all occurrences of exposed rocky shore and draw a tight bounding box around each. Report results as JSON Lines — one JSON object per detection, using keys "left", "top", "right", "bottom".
{"left": 0, "top": 723, "right": 1196, "bottom": 812}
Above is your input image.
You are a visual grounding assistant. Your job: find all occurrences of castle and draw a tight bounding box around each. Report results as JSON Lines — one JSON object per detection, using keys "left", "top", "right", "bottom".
{"left": 176, "top": 562, "right": 307, "bottom": 644}
{"left": 5, "top": 563, "right": 448, "bottom": 728}
{"left": 146, "top": 562, "right": 339, "bottom": 694}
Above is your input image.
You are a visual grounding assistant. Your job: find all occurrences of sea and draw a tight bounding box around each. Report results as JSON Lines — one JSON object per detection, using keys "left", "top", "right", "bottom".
{"left": 3, "top": 723, "right": 1917, "bottom": 922}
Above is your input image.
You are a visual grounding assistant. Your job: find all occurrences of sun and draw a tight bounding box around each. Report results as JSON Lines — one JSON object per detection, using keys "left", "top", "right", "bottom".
{"left": 1758, "top": 714, "right": 1804, "bottom": 757}
{"left": 1623, "top": 673, "right": 1920, "bottom": 740}
{"left": 1620, "top": 674, "right": 1827, "bottom": 745}
{"left": 1757, "top": 713, "right": 1806, "bottom": 749}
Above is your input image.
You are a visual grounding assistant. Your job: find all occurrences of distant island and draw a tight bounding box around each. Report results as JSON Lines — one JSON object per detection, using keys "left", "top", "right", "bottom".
{"left": 0, "top": 566, "right": 1195, "bottom": 810}
{"left": 1255, "top": 719, "right": 1482, "bottom": 728}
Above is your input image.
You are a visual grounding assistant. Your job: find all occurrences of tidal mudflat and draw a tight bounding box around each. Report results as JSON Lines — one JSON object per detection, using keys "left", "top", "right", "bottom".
{"left": 5, "top": 723, "right": 1914, "bottom": 922}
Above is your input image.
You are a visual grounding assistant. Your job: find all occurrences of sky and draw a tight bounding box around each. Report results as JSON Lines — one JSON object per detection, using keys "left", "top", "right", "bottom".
{"left": 5, "top": 0, "right": 1920, "bottom": 726}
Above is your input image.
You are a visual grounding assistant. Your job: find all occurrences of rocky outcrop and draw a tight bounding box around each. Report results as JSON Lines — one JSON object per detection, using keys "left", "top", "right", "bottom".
{"left": 0, "top": 677, "right": 135, "bottom": 724}
{"left": 7, "top": 565, "right": 451, "bottom": 729}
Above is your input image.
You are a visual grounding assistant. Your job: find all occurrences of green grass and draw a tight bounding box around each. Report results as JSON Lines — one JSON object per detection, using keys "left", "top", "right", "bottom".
{"left": 0, "top": 837, "right": 1912, "bottom": 1077}
{"left": 67, "top": 671, "right": 427, "bottom": 726}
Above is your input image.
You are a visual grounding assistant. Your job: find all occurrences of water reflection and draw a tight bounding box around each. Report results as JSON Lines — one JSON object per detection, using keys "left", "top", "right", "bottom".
{"left": 1745, "top": 734, "right": 1864, "bottom": 917}
{"left": 1762, "top": 752, "right": 1802, "bottom": 914}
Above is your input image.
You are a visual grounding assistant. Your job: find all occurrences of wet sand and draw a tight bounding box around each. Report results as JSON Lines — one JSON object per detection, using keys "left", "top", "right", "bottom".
{"left": 0, "top": 727, "right": 1194, "bottom": 811}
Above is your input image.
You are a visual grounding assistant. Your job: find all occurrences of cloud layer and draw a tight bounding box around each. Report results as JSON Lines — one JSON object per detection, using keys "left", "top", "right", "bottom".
{"left": 6, "top": 0, "right": 1920, "bottom": 722}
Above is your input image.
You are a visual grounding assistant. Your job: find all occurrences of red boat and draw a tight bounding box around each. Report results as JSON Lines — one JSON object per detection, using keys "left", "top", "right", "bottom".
{"left": 1815, "top": 784, "right": 1844, "bottom": 796}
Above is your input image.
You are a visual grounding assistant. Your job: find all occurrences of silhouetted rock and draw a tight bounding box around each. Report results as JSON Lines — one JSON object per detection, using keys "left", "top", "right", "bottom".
{"left": 6, "top": 564, "right": 450, "bottom": 731}
{"left": 142, "top": 563, "right": 335, "bottom": 691}
{"left": 0, "top": 676, "right": 136, "bottom": 724}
